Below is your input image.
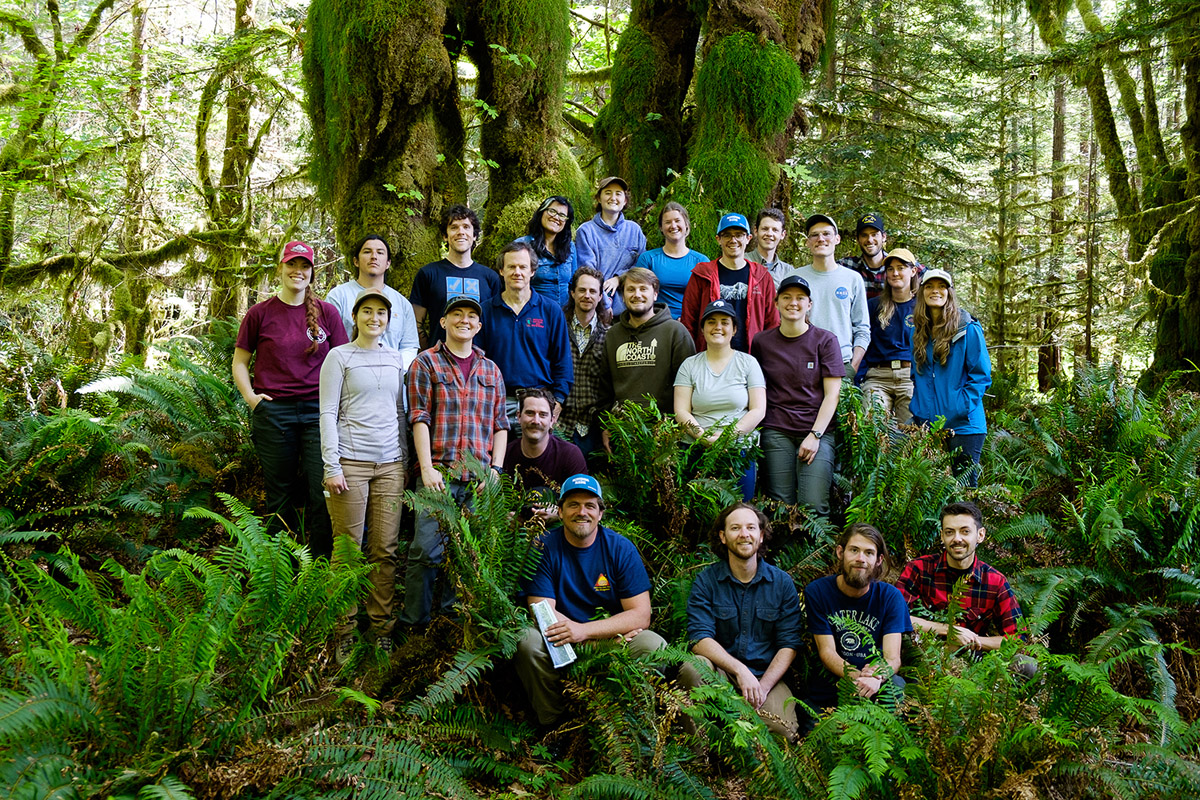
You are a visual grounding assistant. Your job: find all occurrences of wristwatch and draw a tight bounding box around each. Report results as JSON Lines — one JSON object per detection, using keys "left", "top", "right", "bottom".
{"left": 811, "top": 430, "right": 823, "bottom": 440}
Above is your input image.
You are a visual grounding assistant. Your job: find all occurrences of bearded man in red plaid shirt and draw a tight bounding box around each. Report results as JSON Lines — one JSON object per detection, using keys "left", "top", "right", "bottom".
{"left": 896, "top": 501, "right": 1026, "bottom": 652}
{"left": 402, "top": 295, "right": 509, "bottom": 627}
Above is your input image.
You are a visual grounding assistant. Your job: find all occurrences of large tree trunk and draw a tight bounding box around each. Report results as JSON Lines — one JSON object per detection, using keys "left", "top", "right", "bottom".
{"left": 462, "top": 0, "right": 587, "bottom": 259}
{"left": 1143, "top": 46, "right": 1200, "bottom": 391}
{"left": 592, "top": 0, "right": 703, "bottom": 203}
{"left": 118, "top": 0, "right": 151, "bottom": 359}
{"left": 304, "top": 0, "right": 465, "bottom": 286}
{"left": 664, "top": 0, "right": 826, "bottom": 241}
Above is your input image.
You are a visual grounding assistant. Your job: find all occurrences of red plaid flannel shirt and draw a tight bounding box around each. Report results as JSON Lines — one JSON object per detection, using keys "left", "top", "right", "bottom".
{"left": 896, "top": 553, "right": 1024, "bottom": 638}
{"left": 407, "top": 342, "right": 508, "bottom": 477}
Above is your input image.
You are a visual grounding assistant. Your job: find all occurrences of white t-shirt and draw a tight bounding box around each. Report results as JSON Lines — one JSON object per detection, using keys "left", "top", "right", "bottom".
{"left": 674, "top": 350, "right": 765, "bottom": 441}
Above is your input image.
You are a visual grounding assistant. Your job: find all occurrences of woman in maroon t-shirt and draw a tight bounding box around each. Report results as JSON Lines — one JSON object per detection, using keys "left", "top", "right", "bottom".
{"left": 232, "top": 240, "right": 348, "bottom": 556}
{"left": 750, "top": 274, "right": 845, "bottom": 516}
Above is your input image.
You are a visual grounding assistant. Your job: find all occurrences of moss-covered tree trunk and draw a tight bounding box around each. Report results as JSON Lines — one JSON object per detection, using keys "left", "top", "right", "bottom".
{"left": 305, "top": 0, "right": 467, "bottom": 286}
{"left": 1144, "top": 46, "right": 1200, "bottom": 391}
{"left": 593, "top": 0, "right": 702, "bottom": 204}
{"left": 462, "top": 0, "right": 587, "bottom": 258}
{"left": 661, "top": 0, "right": 826, "bottom": 245}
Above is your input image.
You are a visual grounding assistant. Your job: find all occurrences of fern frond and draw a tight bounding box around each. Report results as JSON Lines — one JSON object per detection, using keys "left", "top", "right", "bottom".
{"left": 404, "top": 646, "right": 498, "bottom": 719}
{"left": 136, "top": 775, "right": 196, "bottom": 800}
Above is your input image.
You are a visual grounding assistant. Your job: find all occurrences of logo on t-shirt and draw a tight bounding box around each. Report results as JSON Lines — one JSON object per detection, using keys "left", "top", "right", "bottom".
{"left": 806, "top": 361, "right": 814, "bottom": 369}
{"left": 905, "top": 314, "right": 915, "bottom": 329}
{"left": 525, "top": 317, "right": 546, "bottom": 329}
{"left": 835, "top": 286, "right": 850, "bottom": 300}
{"left": 446, "top": 276, "right": 481, "bottom": 299}
{"left": 615, "top": 338, "right": 658, "bottom": 368}
{"left": 720, "top": 282, "right": 749, "bottom": 301}
{"left": 306, "top": 326, "right": 329, "bottom": 345}
{"left": 593, "top": 573, "right": 612, "bottom": 592}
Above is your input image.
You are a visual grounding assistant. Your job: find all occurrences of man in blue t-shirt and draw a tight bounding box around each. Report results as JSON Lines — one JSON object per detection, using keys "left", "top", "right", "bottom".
{"left": 516, "top": 474, "right": 666, "bottom": 727}
{"left": 410, "top": 205, "right": 502, "bottom": 347}
{"left": 804, "top": 523, "right": 912, "bottom": 718}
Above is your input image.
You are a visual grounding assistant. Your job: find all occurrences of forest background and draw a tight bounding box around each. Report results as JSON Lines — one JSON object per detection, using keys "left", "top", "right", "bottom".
{"left": 1, "top": 0, "right": 1200, "bottom": 798}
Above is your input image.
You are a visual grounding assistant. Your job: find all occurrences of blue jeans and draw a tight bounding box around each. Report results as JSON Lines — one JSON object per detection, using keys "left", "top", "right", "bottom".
{"left": 760, "top": 428, "right": 835, "bottom": 516}
{"left": 249, "top": 397, "right": 332, "bottom": 557}
{"left": 946, "top": 432, "right": 985, "bottom": 487}
{"left": 401, "top": 477, "right": 471, "bottom": 626}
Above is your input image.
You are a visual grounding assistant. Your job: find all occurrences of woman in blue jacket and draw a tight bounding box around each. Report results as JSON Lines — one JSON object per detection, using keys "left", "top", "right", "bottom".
{"left": 910, "top": 268, "right": 992, "bottom": 486}
{"left": 521, "top": 196, "right": 577, "bottom": 306}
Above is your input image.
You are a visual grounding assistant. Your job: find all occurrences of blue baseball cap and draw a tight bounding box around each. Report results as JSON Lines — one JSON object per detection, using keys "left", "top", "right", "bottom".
{"left": 716, "top": 213, "right": 750, "bottom": 235}
{"left": 558, "top": 473, "right": 603, "bottom": 502}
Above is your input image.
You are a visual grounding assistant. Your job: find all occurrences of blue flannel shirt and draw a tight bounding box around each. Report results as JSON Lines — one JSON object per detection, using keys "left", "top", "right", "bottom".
{"left": 687, "top": 559, "right": 804, "bottom": 677}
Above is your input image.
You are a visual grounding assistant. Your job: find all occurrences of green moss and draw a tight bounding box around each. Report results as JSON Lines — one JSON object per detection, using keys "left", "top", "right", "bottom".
{"left": 695, "top": 32, "right": 802, "bottom": 140}
{"left": 595, "top": 27, "right": 680, "bottom": 197}
{"left": 479, "top": 141, "right": 588, "bottom": 263}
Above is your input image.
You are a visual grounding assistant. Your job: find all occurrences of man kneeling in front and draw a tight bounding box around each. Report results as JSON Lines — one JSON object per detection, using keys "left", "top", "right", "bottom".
{"left": 516, "top": 474, "right": 665, "bottom": 729}
{"left": 681, "top": 502, "right": 803, "bottom": 740}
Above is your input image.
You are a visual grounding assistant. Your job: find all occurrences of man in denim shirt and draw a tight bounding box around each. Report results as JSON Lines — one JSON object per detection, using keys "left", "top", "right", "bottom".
{"left": 680, "top": 503, "right": 803, "bottom": 740}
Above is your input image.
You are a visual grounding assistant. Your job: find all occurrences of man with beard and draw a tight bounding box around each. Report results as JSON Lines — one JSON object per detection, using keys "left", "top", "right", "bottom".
{"left": 680, "top": 503, "right": 803, "bottom": 740}
{"left": 557, "top": 266, "right": 611, "bottom": 462}
{"left": 804, "top": 523, "right": 911, "bottom": 718}
{"left": 503, "top": 387, "right": 588, "bottom": 522}
{"left": 516, "top": 474, "right": 665, "bottom": 729}
{"left": 896, "top": 501, "right": 1026, "bottom": 653}
{"left": 598, "top": 267, "right": 695, "bottom": 452}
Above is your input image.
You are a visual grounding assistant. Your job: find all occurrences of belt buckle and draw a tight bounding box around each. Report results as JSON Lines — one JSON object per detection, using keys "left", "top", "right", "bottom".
{"left": 890, "top": 360, "right": 903, "bottom": 369}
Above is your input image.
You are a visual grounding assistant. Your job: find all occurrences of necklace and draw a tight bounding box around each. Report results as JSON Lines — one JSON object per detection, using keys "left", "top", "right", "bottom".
{"left": 356, "top": 343, "right": 387, "bottom": 390}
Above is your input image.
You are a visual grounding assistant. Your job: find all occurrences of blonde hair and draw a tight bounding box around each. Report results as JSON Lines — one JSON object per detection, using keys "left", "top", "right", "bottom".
{"left": 912, "top": 281, "right": 961, "bottom": 370}
{"left": 876, "top": 265, "right": 919, "bottom": 329}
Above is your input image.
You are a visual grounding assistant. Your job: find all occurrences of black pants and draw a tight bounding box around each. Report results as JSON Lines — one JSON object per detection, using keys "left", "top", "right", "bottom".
{"left": 250, "top": 397, "right": 332, "bottom": 557}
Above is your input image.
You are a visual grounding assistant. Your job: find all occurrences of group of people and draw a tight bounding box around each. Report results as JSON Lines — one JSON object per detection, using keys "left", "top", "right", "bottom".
{"left": 230, "top": 179, "right": 994, "bottom": 667}
{"left": 519, "top": 482, "right": 1027, "bottom": 741}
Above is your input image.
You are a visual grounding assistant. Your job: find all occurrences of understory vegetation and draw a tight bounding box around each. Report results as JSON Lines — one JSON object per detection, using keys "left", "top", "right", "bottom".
{"left": 1, "top": 333, "right": 1198, "bottom": 799}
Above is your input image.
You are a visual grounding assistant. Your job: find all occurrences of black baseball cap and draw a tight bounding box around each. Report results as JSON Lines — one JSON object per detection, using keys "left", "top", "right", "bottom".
{"left": 777, "top": 274, "right": 812, "bottom": 297}
{"left": 856, "top": 212, "right": 885, "bottom": 235}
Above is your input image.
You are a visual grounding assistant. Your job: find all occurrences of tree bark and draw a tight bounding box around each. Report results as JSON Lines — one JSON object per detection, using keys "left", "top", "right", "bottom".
{"left": 593, "top": 0, "right": 702, "bottom": 203}
{"left": 305, "top": 0, "right": 465, "bottom": 285}
{"left": 462, "top": 0, "right": 587, "bottom": 259}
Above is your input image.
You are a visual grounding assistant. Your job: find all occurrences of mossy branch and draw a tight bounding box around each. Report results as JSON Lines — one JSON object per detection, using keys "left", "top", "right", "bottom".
{"left": 2, "top": 229, "right": 245, "bottom": 286}
{"left": 0, "top": 11, "right": 48, "bottom": 61}
{"left": 0, "top": 83, "right": 28, "bottom": 104}
{"left": 569, "top": 66, "right": 612, "bottom": 83}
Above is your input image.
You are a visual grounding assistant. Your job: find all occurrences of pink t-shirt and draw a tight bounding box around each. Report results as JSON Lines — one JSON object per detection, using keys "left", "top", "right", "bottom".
{"left": 236, "top": 296, "right": 348, "bottom": 399}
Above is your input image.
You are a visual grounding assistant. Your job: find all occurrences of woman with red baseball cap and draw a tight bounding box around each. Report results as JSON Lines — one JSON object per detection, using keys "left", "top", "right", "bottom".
{"left": 232, "top": 240, "right": 348, "bottom": 555}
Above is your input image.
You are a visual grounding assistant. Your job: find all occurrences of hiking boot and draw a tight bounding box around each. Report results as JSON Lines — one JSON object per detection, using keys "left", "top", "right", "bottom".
{"left": 377, "top": 635, "right": 394, "bottom": 656}
{"left": 335, "top": 633, "right": 355, "bottom": 665}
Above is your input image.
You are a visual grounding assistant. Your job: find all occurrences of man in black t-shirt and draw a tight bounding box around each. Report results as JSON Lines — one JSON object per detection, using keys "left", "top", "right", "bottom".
{"left": 410, "top": 205, "right": 502, "bottom": 347}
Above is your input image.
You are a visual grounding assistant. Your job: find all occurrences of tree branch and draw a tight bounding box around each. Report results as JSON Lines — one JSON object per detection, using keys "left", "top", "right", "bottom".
{"left": 1, "top": 229, "right": 246, "bottom": 286}
{"left": 0, "top": 11, "right": 48, "bottom": 60}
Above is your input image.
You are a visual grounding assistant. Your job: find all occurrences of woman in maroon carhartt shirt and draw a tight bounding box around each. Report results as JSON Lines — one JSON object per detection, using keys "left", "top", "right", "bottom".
{"left": 232, "top": 240, "right": 348, "bottom": 556}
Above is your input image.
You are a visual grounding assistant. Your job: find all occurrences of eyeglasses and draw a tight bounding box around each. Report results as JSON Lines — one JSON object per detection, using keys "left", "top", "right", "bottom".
{"left": 807, "top": 231, "right": 836, "bottom": 241}
{"left": 544, "top": 209, "right": 568, "bottom": 222}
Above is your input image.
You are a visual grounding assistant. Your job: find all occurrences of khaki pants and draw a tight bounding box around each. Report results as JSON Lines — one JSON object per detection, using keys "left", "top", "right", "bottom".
{"left": 325, "top": 459, "right": 405, "bottom": 637}
{"left": 515, "top": 626, "right": 667, "bottom": 725}
{"left": 679, "top": 656, "right": 798, "bottom": 740}
{"left": 861, "top": 365, "right": 914, "bottom": 424}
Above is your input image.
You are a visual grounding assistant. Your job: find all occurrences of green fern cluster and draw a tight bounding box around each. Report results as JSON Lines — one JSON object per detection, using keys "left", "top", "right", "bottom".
{"left": 600, "top": 399, "right": 751, "bottom": 557}
{"left": 838, "top": 385, "right": 961, "bottom": 563}
{"left": 0, "top": 495, "right": 371, "bottom": 798}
